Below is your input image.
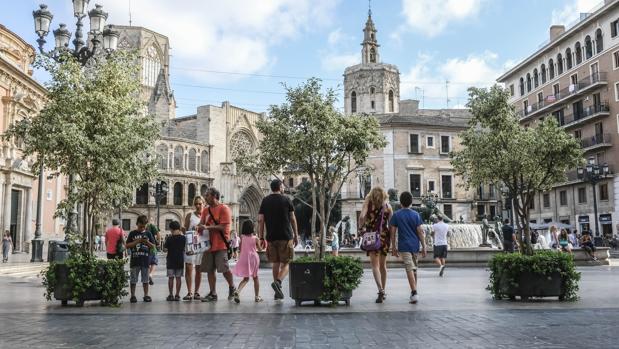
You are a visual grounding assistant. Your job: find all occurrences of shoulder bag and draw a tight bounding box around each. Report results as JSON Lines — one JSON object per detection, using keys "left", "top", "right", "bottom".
{"left": 208, "top": 207, "right": 233, "bottom": 260}
{"left": 360, "top": 204, "right": 386, "bottom": 252}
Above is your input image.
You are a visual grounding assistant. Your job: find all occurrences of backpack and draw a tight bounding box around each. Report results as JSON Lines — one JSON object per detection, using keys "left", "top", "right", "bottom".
{"left": 530, "top": 231, "right": 539, "bottom": 244}
{"left": 115, "top": 229, "right": 125, "bottom": 256}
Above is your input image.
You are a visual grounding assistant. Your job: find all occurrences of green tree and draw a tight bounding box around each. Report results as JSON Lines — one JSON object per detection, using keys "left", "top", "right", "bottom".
{"left": 237, "top": 78, "right": 386, "bottom": 259}
{"left": 450, "top": 85, "right": 583, "bottom": 254}
{"left": 5, "top": 51, "right": 159, "bottom": 253}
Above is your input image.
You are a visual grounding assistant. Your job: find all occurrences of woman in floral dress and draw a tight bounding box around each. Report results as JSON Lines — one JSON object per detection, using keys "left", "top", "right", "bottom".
{"left": 358, "top": 187, "right": 392, "bottom": 303}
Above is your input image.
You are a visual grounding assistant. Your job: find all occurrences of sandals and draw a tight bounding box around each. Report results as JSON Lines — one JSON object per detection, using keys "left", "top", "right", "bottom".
{"left": 166, "top": 295, "right": 174, "bottom": 302}
{"left": 174, "top": 295, "right": 180, "bottom": 301}
{"left": 233, "top": 291, "right": 240, "bottom": 304}
{"left": 375, "top": 290, "right": 385, "bottom": 303}
{"left": 255, "top": 296, "right": 263, "bottom": 303}
{"left": 143, "top": 295, "right": 152, "bottom": 302}
{"left": 130, "top": 296, "right": 137, "bottom": 303}
{"left": 193, "top": 293, "right": 201, "bottom": 300}
{"left": 183, "top": 293, "right": 193, "bottom": 301}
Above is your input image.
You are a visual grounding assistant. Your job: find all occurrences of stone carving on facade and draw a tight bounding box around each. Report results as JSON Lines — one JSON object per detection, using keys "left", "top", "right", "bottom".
{"left": 229, "top": 130, "right": 254, "bottom": 161}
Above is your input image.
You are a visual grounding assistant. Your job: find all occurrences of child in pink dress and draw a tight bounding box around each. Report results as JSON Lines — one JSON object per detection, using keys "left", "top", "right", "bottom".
{"left": 232, "top": 220, "right": 263, "bottom": 303}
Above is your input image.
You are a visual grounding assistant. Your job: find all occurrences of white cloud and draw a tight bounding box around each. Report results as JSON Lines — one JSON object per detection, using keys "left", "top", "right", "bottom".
{"left": 400, "top": 51, "right": 504, "bottom": 108}
{"left": 551, "top": 0, "right": 601, "bottom": 26}
{"left": 327, "top": 28, "right": 354, "bottom": 46}
{"left": 400, "top": 0, "right": 486, "bottom": 37}
{"left": 320, "top": 52, "right": 359, "bottom": 72}
{"left": 99, "top": 0, "right": 338, "bottom": 82}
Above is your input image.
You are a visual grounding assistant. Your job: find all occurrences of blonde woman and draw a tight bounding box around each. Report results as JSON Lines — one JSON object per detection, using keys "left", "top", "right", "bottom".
{"left": 550, "top": 225, "right": 560, "bottom": 250}
{"left": 358, "top": 187, "right": 392, "bottom": 303}
{"left": 182, "top": 195, "right": 204, "bottom": 300}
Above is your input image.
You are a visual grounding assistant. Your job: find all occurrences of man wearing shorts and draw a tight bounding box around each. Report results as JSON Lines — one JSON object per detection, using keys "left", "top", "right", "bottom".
{"left": 197, "top": 187, "right": 236, "bottom": 302}
{"left": 432, "top": 216, "right": 449, "bottom": 276}
{"left": 389, "top": 191, "right": 427, "bottom": 304}
{"left": 258, "top": 179, "right": 298, "bottom": 300}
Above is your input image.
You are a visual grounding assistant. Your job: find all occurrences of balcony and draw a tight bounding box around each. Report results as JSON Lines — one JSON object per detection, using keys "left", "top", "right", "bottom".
{"left": 474, "top": 192, "right": 499, "bottom": 201}
{"left": 517, "top": 72, "right": 607, "bottom": 120}
{"left": 562, "top": 103, "right": 610, "bottom": 129}
{"left": 580, "top": 133, "right": 612, "bottom": 152}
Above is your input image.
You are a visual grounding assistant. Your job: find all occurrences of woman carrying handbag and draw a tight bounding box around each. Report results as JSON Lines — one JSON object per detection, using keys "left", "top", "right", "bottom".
{"left": 358, "top": 187, "right": 392, "bottom": 303}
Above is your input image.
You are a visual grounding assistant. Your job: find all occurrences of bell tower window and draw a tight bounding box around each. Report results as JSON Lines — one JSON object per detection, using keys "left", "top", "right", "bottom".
{"left": 388, "top": 90, "right": 394, "bottom": 113}
{"left": 370, "top": 48, "right": 376, "bottom": 63}
{"left": 351, "top": 91, "right": 357, "bottom": 113}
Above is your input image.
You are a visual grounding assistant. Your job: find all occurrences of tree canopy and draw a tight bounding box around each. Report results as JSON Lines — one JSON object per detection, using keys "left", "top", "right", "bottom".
{"left": 5, "top": 51, "right": 159, "bottom": 249}
{"left": 237, "top": 78, "right": 386, "bottom": 259}
{"left": 450, "top": 85, "right": 583, "bottom": 253}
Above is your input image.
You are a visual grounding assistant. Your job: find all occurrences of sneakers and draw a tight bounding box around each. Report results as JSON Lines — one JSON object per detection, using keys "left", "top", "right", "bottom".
{"left": 233, "top": 290, "right": 240, "bottom": 304}
{"left": 201, "top": 293, "right": 218, "bottom": 302}
{"left": 143, "top": 295, "right": 152, "bottom": 302}
{"left": 130, "top": 296, "right": 137, "bottom": 303}
{"left": 271, "top": 280, "right": 284, "bottom": 300}
{"left": 410, "top": 291, "right": 418, "bottom": 304}
{"left": 439, "top": 265, "right": 445, "bottom": 277}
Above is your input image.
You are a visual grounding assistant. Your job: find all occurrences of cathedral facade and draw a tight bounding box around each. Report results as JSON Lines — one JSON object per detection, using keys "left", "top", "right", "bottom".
{"left": 115, "top": 26, "right": 266, "bottom": 234}
{"left": 340, "top": 12, "right": 496, "bottom": 231}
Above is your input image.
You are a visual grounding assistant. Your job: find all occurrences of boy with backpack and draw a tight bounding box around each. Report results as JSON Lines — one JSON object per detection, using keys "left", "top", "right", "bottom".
{"left": 164, "top": 221, "right": 186, "bottom": 301}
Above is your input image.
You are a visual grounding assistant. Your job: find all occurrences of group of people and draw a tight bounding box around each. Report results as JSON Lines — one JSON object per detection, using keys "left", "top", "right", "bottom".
{"left": 501, "top": 220, "right": 598, "bottom": 260}
{"left": 105, "top": 179, "right": 299, "bottom": 304}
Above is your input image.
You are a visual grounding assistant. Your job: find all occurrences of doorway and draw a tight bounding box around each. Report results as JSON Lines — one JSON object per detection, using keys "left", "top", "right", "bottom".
{"left": 10, "top": 190, "right": 22, "bottom": 252}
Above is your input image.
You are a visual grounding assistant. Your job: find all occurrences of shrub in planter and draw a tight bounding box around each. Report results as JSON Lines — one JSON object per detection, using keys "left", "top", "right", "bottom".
{"left": 487, "top": 251, "right": 580, "bottom": 301}
{"left": 42, "top": 251, "right": 128, "bottom": 306}
{"left": 292, "top": 255, "right": 363, "bottom": 305}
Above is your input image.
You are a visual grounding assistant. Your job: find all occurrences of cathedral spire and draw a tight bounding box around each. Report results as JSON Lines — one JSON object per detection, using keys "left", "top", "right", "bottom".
{"left": 361, "top": 2, "right": 379, "bottom": 64}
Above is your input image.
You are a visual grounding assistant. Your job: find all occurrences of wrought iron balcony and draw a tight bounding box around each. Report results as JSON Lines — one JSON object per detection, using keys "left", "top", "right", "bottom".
{"left": 580, "top": 133, "right": 612, "bottom": 151}
{"left": 562, "top": 103, "right": 610, "bottom": 128}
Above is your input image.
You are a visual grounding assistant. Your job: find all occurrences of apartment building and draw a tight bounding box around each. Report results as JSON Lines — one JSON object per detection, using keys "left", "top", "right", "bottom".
{"left": 497, "top": 0, "right": 619, "bottom": 238}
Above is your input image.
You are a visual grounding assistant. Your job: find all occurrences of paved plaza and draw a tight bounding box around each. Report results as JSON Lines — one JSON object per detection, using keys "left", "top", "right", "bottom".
{"left": 0, "top": 255, "right": 618, "bottom": 348}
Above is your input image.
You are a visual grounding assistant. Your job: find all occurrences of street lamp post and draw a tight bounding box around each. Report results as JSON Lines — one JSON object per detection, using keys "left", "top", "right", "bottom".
{"left": 31, "top": 2, "right": 118, "bottom": 262}
{"left": 577, "top": 156, "right": 610, "bottom": 240}
{"left": 150, "top": 181, "right": 168, "bottom": 231}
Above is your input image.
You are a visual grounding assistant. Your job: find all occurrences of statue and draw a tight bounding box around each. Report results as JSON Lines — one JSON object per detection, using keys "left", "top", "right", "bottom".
{"left": 336, "top": 216, "right": 352, "bottom": 247}
{"left": 479, "top": 215, "right": 492, "bottom": 247}
{"left": 388, "top": 188, "right": 401, "bottom": 211}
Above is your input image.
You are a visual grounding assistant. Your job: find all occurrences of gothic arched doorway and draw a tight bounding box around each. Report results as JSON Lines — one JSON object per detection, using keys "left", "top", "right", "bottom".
{"left": 238, "top": 185, "right": 263, "bottom": 231}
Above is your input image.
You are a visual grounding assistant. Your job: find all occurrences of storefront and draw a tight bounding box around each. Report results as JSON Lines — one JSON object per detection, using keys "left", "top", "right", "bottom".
{"left": 578, "top": 215, "right": 590, "bottom": 234}
{"left": 599, "top": 214, "right": 613, "bottom": 238}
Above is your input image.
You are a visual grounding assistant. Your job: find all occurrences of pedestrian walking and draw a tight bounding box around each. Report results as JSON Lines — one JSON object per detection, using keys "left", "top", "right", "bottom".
{"left": 105, "top": 219, "right": 124, "bottom": 259}
{"left": 125, "top": 215, "right": 156, "bottom": 303}
{"left": 164, "top": 221, "right": 185, "bottom": 301}
{"left": 2, "top": 230, "right": 12, "bottom": 263}
{"left": 232, "top": 220, "right": 263, "bottom": 303}
{"left": 258, "top": 179, "right": 299, "bottom": 301}
{"left": 501, "top": 219, "right": 516, "bottom": 253}
{"left": 389, "top": 191, "right": 426, "bottom": 304}
{"left": 329, "top": 226, "right": 340, "bottom": 257}
{"left": 432, "top": 216, "right": 449, "bottom": 276}
{"left": 197, "top": 187, "right": 237, "bottom": 302}
{"left": 182, "top": 196, "right": 204, "bottom": 300}
{"left": 146, "top": 218, "right": 160, "bottom": 286}
{"left": 358, "top": 186, "right": 392, "bottom": 303}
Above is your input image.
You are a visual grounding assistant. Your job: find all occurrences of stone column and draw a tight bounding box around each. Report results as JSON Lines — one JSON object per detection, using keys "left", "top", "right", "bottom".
{"left": 24, "top": 188, "right": 32, "bottom": 242}
{"left": 3, "top": 175, "right": 11, "bottom": 232}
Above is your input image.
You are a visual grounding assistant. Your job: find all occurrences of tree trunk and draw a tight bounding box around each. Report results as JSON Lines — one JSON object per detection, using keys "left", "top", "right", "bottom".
{"left": 311, "top": 182, "right": 318, "bottom": 259}
{"left": 317, "top": 188, "right": 326, "bottom": 260}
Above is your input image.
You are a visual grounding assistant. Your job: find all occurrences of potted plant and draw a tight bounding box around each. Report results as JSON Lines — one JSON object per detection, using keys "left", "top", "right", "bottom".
{"left": 290, "top": 255, "right": 363, "bottom": 306}
{"left": 488, "top": 250, "right": 580, "bottom": 301}
{"left": 42, "top": 250, "right": 128, "bottom": 306}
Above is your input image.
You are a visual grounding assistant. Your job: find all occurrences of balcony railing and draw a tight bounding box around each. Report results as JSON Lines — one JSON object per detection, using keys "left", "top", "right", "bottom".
{"left": 517, "top": 72, "right": 607, "bottom": 119}
{"left": 474, "top": 193, "right": 499, "bottom": 201}
{"left": 580, "top": 133, "right": 612, "bottom": 150}
{"left": 561, "top": 103, "right": 609, "bottom": 127}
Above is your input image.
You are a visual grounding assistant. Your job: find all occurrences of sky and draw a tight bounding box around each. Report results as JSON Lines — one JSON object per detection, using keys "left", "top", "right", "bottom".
{"left": 1, "top": 0, "right": 605, "bottom": 116}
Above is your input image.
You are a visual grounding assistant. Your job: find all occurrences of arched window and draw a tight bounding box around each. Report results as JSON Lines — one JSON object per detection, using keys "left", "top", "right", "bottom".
{"left": 200, "top": 184, "right": 208, "bottom": 197}
{"left": 549, "top": 59, "right": 555, "bottom": 79}
{"left": 585, "top": 35, "right": 593, "bottom": 59}
{"left": 541, "top": 64, "right": 547, "bottom": 84}
{"left": 173, "top": 182, "right": 183, "bottom": 206}
{"left": 575, "top": 42, "right": 582, "bottom": 64}
{"left": 135, "top": 183, "right": 149, "bottom": 205}
{"left": 519, "top": 77, "right": 524, "bottom": 96}
{"left": 350, "top": 91, "right": 357, "bottom": 113}
{"left": 557, "top": 53, "right": 564, "bottom": 74}
{"left": 142, "top": 45, "right": 161, "bottom": 87}
{"left": 159, "top": 181, "right": 167, "bottom": 205}
{"left": 188, "top": 148, "right": 197, "bottom": 171}
{"left": 526, "top": 73, "right": 531, "bottom": 92}
{"left": 565, "top": 48, "right": 572, "bottom": 69}
{"left": 388, "top": 90, "right": 394, "bottom": 112}
{"left": 370, "top": 86, "right": 376, "bottom": 110}
{"left": 156, "top": 144, "right": 168, "bottom": 169}
{"left": 595, "top": 28, "right": 603, "bottom": 53}
{"left": 174, "top": 145, "right": 184, "bottom": 169}
{"left": 533, "top": 69, "right": 539, "bottom": 88}
{"left": 370, "top": 86, "right": 375, "bottom": 94}
{"left": 369, "top": 48, "right": 376, "bottom": 63}
{"left": 200, "top": 150, "right": 209, "bottom": 173}
{"left": 187, "top": 183, "right": 196, "bottom": 206}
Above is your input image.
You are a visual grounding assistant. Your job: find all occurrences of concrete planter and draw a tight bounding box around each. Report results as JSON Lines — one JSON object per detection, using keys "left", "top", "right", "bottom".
{"left": 289, "top": 261, "right": 354, "bottom": 306}
{"left": 499, "top": 271, "right": 564, "bottom": 301}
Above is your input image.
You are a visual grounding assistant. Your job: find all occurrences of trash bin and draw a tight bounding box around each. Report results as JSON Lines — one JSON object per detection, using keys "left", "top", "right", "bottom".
{"left": 48, "top": 240, "right": 69, "bottom": 263}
